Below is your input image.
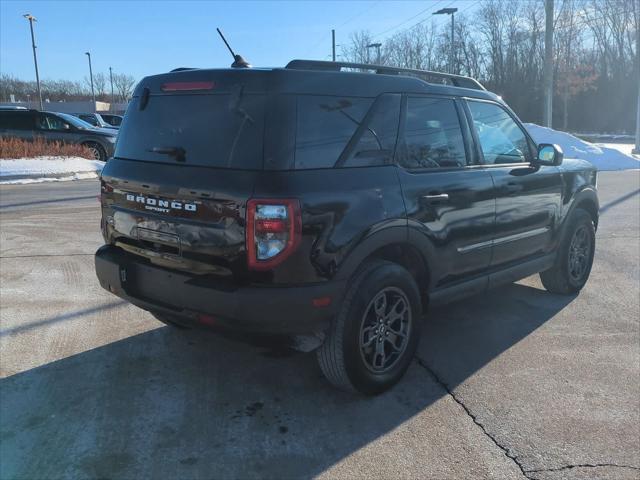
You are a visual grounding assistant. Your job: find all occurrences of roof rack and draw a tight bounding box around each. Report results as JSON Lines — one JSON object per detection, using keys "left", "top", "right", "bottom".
{"left": 285, "top": 59, "right": 486, "bottom": 91}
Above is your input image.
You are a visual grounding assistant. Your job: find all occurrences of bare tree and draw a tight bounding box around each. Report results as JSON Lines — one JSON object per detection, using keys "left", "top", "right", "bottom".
{"left": 113, "top": 73, "right": 136, "bottom": 102}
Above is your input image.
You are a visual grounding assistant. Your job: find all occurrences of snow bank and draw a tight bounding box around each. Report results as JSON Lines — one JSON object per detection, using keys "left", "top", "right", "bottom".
{"left": 525, "top": 123, "right": 639, "bottom": 171}
{"left": 0, "top": 157, "right": 104, "bottom": 184}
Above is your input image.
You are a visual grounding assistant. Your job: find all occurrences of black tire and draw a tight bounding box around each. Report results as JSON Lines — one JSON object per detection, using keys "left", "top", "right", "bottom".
{"left": 151, "top": 312, "right": 191, "bottom": 329}
{"left": 317, "top": 260, "right": 421, "bottom": 395}
{"left": 540, "top": 208, "right": 595, "bottom": 295}
{"left": 83, "top": 142, "right": 106, "bottom": 162}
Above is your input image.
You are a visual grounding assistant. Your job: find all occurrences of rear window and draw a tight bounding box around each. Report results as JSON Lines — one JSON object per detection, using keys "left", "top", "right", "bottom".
{"left": 115, "top": 93, "right": 265, "bottom": 169}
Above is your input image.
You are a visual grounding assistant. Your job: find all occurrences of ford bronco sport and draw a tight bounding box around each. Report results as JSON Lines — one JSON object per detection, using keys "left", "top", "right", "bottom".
{"left": 95, "top": 60, "right": 598, "bottom": 394}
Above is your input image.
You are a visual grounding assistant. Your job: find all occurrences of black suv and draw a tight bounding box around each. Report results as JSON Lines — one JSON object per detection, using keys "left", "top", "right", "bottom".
{"left": 95, "top": 60, "right": 598, "bottom": 394}
{"left": 0, "top": 109, "right": 117, "bottom": 161}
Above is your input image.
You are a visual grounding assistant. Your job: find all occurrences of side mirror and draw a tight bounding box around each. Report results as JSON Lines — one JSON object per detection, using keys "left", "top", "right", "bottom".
{"left": 535, "top": 143, "right": 563, "bottom": 166}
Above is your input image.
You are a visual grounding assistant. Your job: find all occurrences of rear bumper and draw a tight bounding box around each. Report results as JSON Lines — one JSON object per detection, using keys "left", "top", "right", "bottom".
{"left": 95, "top": 245, "right": 342, "bottom": 334}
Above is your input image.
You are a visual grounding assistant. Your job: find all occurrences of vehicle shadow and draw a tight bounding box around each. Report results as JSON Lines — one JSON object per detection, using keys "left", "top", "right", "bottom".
{"left": 0, "top": 282, "right": 573, "bottom": 479}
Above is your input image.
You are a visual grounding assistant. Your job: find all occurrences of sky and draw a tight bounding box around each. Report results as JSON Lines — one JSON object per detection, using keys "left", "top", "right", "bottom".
{"left": 0, "top": 0, "right": 481, "bottom": 83}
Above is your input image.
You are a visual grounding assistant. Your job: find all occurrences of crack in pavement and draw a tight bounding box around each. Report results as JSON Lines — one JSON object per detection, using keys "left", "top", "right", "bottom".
{"left": 414, "top": 356, "right": 531, "bottom": 479}
{"left": 525, "top": 463, "right": 640, "bottom": 476}
{"left": 415, "top": 356, "right": 640, "bottom": 480}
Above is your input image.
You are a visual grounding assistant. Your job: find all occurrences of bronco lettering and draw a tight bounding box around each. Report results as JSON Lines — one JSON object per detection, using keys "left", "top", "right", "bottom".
{"left": 125, "top": 193, "right": 197, "bottom": 212}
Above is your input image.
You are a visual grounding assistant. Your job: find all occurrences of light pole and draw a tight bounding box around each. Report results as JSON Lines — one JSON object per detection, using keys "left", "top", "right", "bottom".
{"left": 332, "top": 29, "right": 336, "bottom": 62}
{"left": 85, "top": 52, "right": 95, "bottom": 111}
{"left": 23, "top": 14, "right": 43, "bottom": 110}
{"left": 109, "top": 66, "right": 115, "bottom": 111}
{"left": 366, "top": 42, "right": 382, "bottom": 64}
{"left": 433, "top": 7, "right": 458, "bottom": 74}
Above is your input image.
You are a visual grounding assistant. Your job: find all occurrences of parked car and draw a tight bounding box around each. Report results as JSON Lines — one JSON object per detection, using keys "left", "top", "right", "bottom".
{"left": 0, "top": 109, "right": 117, "bottom": 161}
{"left": 71, "top": 112, "right": 118, "bottom": 130}
{"left": 95, "top": 60, "right": 598, "bottom": 394}
{"left": 99, "top": 113, "right": 123, "bottom": 128}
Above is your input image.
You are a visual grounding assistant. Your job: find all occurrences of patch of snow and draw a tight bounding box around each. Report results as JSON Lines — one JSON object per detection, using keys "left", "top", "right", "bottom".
{"left": 593, "top": 142, "right": 638, "bottom": 158}
{"left": 1, "top": 171, "right": 100, "bottom": 185}
{"left": 524, "top": 124, "right": 640, "bottom": 171}
{"left": 0, "top": 156, "right": 103, "bottom": 184}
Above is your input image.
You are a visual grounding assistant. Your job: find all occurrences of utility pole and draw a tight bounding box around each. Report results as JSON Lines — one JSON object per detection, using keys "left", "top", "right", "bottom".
{"left": 109, "top": 66, "right": 115, "bottom": 111}
{"left": 543, "top": 0, "right": 554, "bottom": 128}
{"left": 633, "top": 19, "right": 640, "bottom": 155}
{"left": 332, "top": 29, "right": 336, "bottom": 62}
{"left": 450, "top": 12, "right": 455, "bottom": 74}
{"left": 85, "top": 52, "right": 95, "bottom": 112}
{"left": 23, "top": 14, "right": 43, "bottom": 110}
{"left": 433, "top": 8, "right": 458, "bottom": 74}
{"left": 366, "top": 42, "right": 382, "bottom": 64}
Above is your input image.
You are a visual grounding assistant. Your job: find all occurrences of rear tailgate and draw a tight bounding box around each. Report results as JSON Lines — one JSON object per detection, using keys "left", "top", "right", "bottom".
{"left": 100, "top": 69, "right": 270, "bottom": 279}
{"left": 101, "top": 159, "right": 260, "bottom": 278}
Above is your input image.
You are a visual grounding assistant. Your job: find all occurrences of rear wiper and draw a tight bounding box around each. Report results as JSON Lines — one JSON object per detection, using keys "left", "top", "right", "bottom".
{"left": 227, "top": 85, "right": 255, "bottom": 167}
{"left": 149, "top": 146, "right": 186, "bottom": 162}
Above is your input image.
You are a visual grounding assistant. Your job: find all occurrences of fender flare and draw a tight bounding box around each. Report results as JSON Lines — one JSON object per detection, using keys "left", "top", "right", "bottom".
{"left": 335, "top": 223, "right": 437, "bottom": 290}
{"left": 565, "top": 186, "right": 599, "bottom": 229}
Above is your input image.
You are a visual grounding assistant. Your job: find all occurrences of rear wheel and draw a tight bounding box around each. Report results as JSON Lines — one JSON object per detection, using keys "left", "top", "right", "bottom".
{"left": 83, "top": 142, "right": 106, "bottom": 162}
{"left": 540, "top": 208, "right": 595, "bottom": 294}
{"left": 317, "top": 260, "right": 421, "bottom": 395}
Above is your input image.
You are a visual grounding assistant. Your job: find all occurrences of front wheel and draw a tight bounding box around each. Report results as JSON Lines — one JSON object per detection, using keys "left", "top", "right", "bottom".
{"left": 317, "top": 260, "right": 421, "bottom": 395}
{"left": 540, "top": 208, "right": 595, "bottom": 294}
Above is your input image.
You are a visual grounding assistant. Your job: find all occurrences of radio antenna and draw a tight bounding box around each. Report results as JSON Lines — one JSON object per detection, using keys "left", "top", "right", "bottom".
{"left": 216, "top": 28, "right": 251, "bottom": 68}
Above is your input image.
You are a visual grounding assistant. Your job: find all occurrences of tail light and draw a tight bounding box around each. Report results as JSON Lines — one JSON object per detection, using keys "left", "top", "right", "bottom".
{"left": 246, "top": 199, "right": 301, "bottom": 270}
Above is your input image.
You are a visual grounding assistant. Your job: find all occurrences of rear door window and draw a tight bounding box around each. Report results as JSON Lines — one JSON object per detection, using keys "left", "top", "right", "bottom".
{"left": 115, "top": 93, "right": 265, "bottom": 169}
{"left": 0, "top": 111, "right": 35, "bottom": 130}
{"left": 399, "top": 96, "right": 468, "bottom": 169}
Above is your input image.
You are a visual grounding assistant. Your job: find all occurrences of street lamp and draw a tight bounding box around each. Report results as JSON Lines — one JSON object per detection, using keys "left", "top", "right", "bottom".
{"left": 23, "top": 14, "right": 43, "bottom": 110}
{"left": 433, "top": 7, "right": 458, "bottom": 74}
{"left": 109, "top": 66, "right": 115, "bottom": 111}
{"left": 85, "top": 52, "right": 95, "bottom": 111}
{"left": 366, "top": 42, "right": 382, "bottom": 64}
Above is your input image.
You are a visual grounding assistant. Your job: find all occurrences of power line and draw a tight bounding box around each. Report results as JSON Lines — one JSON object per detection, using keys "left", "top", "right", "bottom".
{"left": 307, "top": 1, "right": 380, "bottom": 55}
{"left": 371, "top": 0, "right": 447, "bottom": 39}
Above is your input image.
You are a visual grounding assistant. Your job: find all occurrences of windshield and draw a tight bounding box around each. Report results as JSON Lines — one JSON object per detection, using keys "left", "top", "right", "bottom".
{"left": 56, "top": 112, "right": 96, "bottom": 130}
{"left": 115, "top": 93, "right": 265, "bottom": 169}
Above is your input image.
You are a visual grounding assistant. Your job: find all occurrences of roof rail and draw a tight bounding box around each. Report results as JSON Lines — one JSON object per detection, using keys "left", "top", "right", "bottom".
{"left": 285, "top": 59, "right": 486, "bottom": 91}
{"left": 170, "top": 67, "right": 197, "bottom": 72}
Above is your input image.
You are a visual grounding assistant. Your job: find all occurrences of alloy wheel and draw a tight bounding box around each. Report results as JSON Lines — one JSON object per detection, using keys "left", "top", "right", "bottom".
{"left": 359, "top": 287, "right": 412, "bottom": 373}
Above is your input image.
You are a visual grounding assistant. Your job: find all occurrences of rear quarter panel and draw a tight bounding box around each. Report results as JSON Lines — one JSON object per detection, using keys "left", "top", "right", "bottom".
{"left": 253, "top": 165, "right": 406, "bottom": 284}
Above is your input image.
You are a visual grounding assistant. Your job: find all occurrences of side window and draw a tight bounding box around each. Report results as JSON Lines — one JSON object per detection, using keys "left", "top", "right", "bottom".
{"left": 80, "top": 115, "right": 98, "bottom": 126}
{"left": 467, "top": 101, "right": 531, "bottom": 164}
{"left": 341, "top": 94, "right": 401, "bottom": 167}
{"left": 400, "top": 97, "right": 467, "bottom": 169}
{"left": 38, "top": 114, "right": 69, "bottom": 131}
{"left": 0, "top": 112, "right": 34, "bottom": 130}
{"left": 295, "top": 96, "right": 372, "bottom": 169}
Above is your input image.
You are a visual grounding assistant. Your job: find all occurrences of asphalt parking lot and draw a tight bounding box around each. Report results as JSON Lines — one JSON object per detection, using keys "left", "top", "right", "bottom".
{"left": 0, "top": 171, "right": 638, "bottom": 480}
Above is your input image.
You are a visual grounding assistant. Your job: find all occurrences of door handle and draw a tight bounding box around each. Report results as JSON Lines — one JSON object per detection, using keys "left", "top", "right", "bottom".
{"left": 423, "top": 193, "right": 449, "bottom": 201}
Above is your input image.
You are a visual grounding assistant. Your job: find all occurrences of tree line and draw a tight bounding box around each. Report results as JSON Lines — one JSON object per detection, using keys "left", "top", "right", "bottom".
{"left": 0, "top": 72, "right": 137, "bottom": 104}
{"left": 342, "top": 0, "right": 638, "bottom": 134}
